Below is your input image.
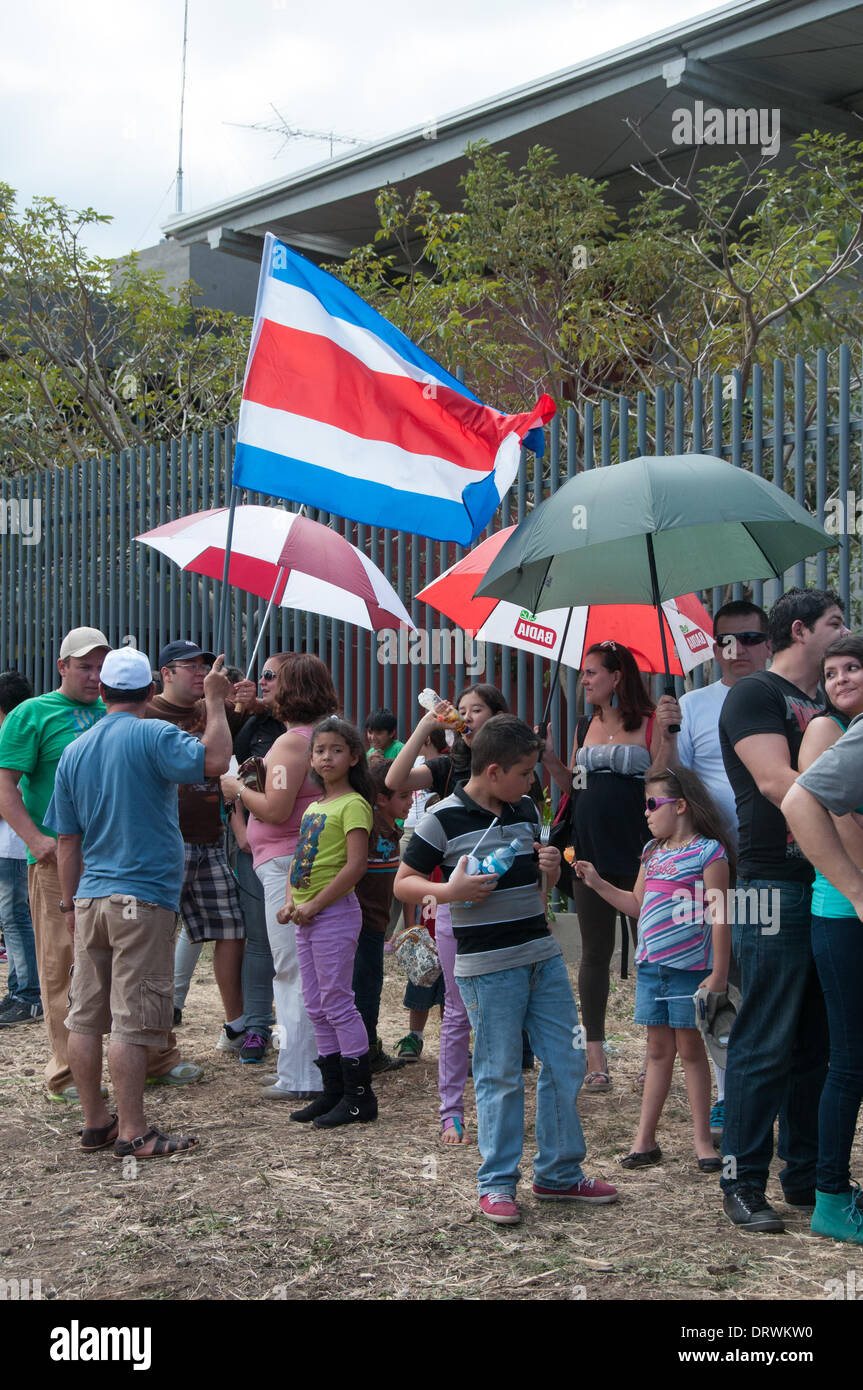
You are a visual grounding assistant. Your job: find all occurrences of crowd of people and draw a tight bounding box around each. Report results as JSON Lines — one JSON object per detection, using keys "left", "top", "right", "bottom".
{"left": 0, "top": 588, "right": 861, "bottom": 1240}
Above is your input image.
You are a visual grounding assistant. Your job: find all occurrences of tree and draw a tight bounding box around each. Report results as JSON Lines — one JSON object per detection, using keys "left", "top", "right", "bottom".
{"left": 331, "top": 133, "right": 863, "bottom": 413}
{"left": 0, "top": 186, "right": 250, "bottom": 473}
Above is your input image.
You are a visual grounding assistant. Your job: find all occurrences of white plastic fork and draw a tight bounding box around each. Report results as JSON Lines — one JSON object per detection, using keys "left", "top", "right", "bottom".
{"left": 539, "top": 818, "right": 552, "bottom": 896}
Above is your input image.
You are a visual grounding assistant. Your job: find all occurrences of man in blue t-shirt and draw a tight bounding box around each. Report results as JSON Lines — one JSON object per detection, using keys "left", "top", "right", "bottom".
{"left": 45, "top": 648, "right": 232, "bottom": 1159}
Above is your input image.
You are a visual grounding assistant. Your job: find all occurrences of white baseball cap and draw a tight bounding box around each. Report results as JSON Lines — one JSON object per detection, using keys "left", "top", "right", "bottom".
{"left": 59, "top": 627, "right": 110, "bottom": 660}
{"left": 100, "top": 648, "right": 154, "bottom": 691}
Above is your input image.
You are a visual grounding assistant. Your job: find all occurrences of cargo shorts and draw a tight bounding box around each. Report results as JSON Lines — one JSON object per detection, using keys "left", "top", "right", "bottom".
{"left": 65, "top": 894, "right": 178, "bottom": 1046}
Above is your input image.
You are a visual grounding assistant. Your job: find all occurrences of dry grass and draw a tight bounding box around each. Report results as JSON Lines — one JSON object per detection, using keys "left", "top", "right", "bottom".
{"left": 0, "top": 946, "right": 860, "bottom": 1302}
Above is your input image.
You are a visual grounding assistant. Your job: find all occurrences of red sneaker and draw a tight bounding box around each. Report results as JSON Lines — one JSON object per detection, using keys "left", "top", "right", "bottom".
{"left": 479, "top": 1192, "right": 521, "bottom": 1225}
{"left": 532, "top": 1177, "right": 619, "bottom": 1204}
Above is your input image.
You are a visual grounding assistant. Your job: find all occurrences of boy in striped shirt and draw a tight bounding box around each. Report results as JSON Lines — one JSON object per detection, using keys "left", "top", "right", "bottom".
{"left": 396, "top": 715, "right": 618, "bottom": 1225}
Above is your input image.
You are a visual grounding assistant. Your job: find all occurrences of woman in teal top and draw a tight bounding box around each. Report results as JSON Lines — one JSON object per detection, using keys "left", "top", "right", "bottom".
{"left": 797, "top": 634, "right": 863, "bottom": 1244}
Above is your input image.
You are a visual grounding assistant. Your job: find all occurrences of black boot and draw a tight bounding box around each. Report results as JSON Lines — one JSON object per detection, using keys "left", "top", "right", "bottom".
{"left": 313, "top": 1052, "right": 378, "bottom": 1128}
{"left": 290, "top": 1054, "right": 342, "bottom": 1122}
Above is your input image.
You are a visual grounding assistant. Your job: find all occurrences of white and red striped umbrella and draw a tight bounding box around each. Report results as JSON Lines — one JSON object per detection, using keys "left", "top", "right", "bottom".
{"left": 136, "top": 505, "right": 414, "bottom": 633}
{"left": 417, "top": 527, "right": 713, "bottom": 675}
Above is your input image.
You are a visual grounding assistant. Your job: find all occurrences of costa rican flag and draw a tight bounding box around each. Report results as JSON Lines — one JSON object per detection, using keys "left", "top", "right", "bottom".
{"left": 233, "top": 234, "right": 555, "bottom": 544}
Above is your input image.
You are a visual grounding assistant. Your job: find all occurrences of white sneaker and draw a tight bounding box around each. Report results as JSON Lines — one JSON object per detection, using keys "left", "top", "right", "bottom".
{"left": 216, "top": 1023, "right": 245, "bottom": 1054}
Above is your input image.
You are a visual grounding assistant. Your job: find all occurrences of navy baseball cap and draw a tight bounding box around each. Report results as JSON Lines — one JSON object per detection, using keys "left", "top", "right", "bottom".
{"left": 158, "top": 640, "right": 217, "bottom": 669}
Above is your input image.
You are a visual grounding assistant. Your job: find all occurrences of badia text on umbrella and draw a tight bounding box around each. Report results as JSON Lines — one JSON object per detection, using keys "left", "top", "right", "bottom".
{"left": 376, "top": 627, "right": 485, "bottom": 676}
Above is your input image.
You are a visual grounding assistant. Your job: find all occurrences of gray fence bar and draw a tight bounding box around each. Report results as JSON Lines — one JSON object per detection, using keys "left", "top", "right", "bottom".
{"left": 0, "top": 351, "right": 860, "bottom": 742}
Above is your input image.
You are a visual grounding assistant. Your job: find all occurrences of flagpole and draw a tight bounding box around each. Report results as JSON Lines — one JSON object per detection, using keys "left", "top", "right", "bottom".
{"left": 219, "top": 483, "right": 240, "bottom": 658}
{"left": 244, "top": 567, "right": 286, "bottom": 679}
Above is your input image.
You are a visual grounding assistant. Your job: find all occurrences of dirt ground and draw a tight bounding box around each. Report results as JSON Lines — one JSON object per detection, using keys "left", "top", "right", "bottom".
{"left": 1, "top": 943, "right": 860, "bottom": 1303}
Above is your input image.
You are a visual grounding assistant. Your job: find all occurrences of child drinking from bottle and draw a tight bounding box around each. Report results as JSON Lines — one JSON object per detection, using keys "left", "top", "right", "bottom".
{"left": 576, "top": 764, "right": 732, "bottom": 1171}
{"left": 277, "top": 717, "right": 376, "bottom": 1129}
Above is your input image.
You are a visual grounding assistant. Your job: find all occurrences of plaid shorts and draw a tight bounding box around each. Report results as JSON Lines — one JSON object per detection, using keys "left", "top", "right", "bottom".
{"left": 180, "top": 842, "right": 246, "bottom": 943}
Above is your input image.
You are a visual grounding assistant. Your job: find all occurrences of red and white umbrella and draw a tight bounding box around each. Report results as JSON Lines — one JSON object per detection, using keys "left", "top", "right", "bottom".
{"left": 417, "top": 526, "right": 714, "bottom": 677}
{"left": 137, "top": 506, "right": 414, "bottom": 664}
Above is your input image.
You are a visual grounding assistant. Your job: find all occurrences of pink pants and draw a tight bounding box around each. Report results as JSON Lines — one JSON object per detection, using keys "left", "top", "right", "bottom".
{"left": 295, "top": 894, "right": 369, "bottom": 1060}
{"left": 436, "top": 904, "right": 472, "bottom": 1125}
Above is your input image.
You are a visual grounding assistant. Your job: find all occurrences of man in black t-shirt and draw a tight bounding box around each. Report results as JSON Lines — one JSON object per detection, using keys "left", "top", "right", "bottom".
{"left": 718, "top": 588, "right": 847, "bottom": 1233}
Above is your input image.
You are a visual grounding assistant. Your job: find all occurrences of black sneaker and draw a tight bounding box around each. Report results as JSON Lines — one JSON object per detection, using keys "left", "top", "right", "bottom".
{"left": 723, "top": 1185, "right": 785, "bottom": 1233}
{"left": 369, "top": 1038, "right": 406, "bottom": 1074}
{"left": 239, "top": 1031, "right": 269, "bottom": 1064}
{"left": 783, "top": 1187, "right": 816, "bottom": 1211}
{"left": 0, "top": 999, "right": 44, "bottom": 1027}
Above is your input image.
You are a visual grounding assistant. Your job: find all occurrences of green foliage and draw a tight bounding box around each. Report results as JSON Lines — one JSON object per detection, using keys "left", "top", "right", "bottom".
{"left": 329, "top": 134, "right": 863, "bottom": 412}
{"left": 0, "top": 185, "right": 250, "bottom": 473}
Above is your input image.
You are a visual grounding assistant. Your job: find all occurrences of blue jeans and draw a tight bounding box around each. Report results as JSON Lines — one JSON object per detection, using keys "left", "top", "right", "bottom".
{"left": 456, "top": 954, "right": 587, "bottom": 1196}
{"left": 721, "top": 879, "right": 828, "bottom": 1196}
{"left": 238, "top": 850, "right": 274, "bottom": 1038}
{"left": 352, "top": 926, "right": 384, "bottom": 1049}
{"left": 0, "top": 857, "right": 40, "bottom": 1006}
{"left": 173, "top": 923, "right": 203, "bottom": 1011}
{"left": 811, "top": 914, "right": 863, "bottom": 1193}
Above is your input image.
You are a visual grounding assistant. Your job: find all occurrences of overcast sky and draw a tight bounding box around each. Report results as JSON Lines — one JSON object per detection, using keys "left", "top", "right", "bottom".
{"left": 4, "top": 0, "right": 722, "bottom": 260}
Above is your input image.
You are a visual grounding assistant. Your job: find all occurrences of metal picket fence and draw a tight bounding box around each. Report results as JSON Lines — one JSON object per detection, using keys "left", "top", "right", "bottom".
{"left": 1, "top": 344, "right": 861, "bottom": 765}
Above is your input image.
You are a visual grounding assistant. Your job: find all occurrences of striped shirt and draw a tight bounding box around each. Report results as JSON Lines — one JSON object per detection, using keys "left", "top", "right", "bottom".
{"left": 635, "top": 835, "right": 727, "bottom": 971}
{"left": 405, "top": 786, "right": 560, "bottom": 977}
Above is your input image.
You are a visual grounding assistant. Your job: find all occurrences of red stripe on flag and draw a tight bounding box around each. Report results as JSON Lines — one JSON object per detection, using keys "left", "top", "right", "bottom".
{"left": 243, "top": 320, "right": 514, "bottom": 470}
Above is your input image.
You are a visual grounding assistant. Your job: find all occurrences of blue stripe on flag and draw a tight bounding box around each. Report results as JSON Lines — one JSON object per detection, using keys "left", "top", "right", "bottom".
{"left": 234, "top": 442, "right": 492, "bottom": 545}
{"left": 266, "top": 239, "right": 482, "bottom": 406}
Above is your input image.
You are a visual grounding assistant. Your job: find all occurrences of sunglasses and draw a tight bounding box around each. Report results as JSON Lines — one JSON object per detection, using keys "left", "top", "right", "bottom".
{"left": 716, "top": 632, "right": 767, "bottom": 648}
{"left": 645, "top": 795, "right": 679, "bottom": 811}
{"left": 260, "top": 669, "right": 278, "bottom": 681}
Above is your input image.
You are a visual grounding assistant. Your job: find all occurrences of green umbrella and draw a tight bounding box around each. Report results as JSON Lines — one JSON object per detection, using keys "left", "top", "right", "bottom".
{"left": 476, "top": 453, "right": 836, "bottom": 712}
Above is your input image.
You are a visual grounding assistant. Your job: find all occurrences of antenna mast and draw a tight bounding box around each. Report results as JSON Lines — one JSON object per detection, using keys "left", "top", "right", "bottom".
{"left": 176, "top": 0, "right": 189, "bottom": 213}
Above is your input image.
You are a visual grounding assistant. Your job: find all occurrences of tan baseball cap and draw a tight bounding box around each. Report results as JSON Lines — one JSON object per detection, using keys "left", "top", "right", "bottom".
{"left": 59, "top": 627, "right": 110, "bottom": 660}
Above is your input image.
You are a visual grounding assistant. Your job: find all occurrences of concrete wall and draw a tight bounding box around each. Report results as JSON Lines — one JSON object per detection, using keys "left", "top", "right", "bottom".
{"left": 129, "top": 240, "right": 259, "bottom": 316}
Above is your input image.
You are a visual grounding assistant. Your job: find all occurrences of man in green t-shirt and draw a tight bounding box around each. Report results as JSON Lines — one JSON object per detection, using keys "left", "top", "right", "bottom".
{"left": 0, "top": 629, "right": 194, "bottom": 1100}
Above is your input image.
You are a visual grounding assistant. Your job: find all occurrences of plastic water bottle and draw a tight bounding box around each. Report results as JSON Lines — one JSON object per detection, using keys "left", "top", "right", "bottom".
{"left": 480, "top": 838, "right": 521, "bottom": 877}
{"left": 462, "top": 838, "right": 521, "bottom": 905}
{"left": 418, "top": 688, "right": 467, "bottom": 733}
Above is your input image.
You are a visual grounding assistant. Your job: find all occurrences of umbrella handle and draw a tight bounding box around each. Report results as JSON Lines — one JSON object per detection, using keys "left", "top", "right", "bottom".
{"left": 664, "top": 682, "right": 680, "bottom": 735}
{"left": 646, "top": 539, "right": 680, "bottom": 733}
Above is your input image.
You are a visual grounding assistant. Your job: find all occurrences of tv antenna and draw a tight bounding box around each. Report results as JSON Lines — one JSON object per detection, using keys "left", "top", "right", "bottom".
{"left": 227, "top": 104, "right": 365, "bottom": 159}
{"left": 176, "top": 0, "right": 189, "bottom": 213}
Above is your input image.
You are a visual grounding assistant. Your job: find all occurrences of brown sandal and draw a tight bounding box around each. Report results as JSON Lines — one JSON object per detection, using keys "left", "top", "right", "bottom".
{"left": 78, "top": 1114, "right": 119, "bottom": 1151}
{"left": 583, "top": 1070, "right": 612, "bottom": 1092}
{"left": 112, "top": 1127, "right": 199, "bottom": 1160}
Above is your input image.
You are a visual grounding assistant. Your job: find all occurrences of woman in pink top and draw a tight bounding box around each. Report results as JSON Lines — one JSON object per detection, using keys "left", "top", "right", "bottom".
{"left": 221, "top": 655, "right": 338, "bottom": 1100}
